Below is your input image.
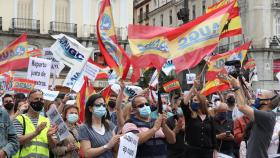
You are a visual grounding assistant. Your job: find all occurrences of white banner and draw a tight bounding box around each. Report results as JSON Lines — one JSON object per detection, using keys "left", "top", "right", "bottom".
{"left": 50, "top": 34, "right": 92, "bottom": 70}
{"left": 27, "top": 57, "right": 52, "bottom": 89}
{"left": 63, "top": 69, "right": 84, "bottom": 92}
{"left": 124, "top": 86, "right": 143, "bottom": 99}
{"left": 118, "top": 132, "right": 139, "bottom": 158}
{"left": 43, "top": 48, "right": 65, "bottom": 76}
{"left": 108, "top": 70, "right": 119, "bottom": 85}
{"left": 162, "top": 59, "right": 175, "bottom": 76}
{"left": 42, "top": 89, "right": 59, "bottom": 101}
{"left": 46, "top": 106, "right": 69, "bottom": 141}
{"left": 83, "top": 62, "right": 100, "bottom": 81}
{"left": 186, "top": 73, "right": 196, "bottom": 84}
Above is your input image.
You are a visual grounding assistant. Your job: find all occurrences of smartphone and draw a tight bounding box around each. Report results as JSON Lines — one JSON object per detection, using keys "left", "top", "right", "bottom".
{"left": 226, "top": 131, "right": 231, "bottom": 136}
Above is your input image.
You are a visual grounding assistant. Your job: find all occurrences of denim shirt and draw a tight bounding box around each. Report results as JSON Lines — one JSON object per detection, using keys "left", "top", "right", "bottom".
{"left": 0, "top": 108, "right": 19, "bottom": 157}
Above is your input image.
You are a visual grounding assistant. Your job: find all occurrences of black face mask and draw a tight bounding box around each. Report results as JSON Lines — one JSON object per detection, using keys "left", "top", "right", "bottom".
{"left": 227, "top": 96, "right": 235, "bottom": 105}
{"left": 30, "top": 101, "right": 44, "bottom": 112}
{"left": 4, "top": 102, "right": 14, "bottom": 111}
{"left": 108, "top": 100, "right": 116, "bottom": 109}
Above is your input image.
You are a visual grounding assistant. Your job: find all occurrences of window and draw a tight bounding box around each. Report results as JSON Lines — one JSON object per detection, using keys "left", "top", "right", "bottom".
{"left": 202, "top": 0, "right": 206, "bottom": 14}
{"left": 55, "top": 0, "right": 70, "bottom": 22}
{"left": 169, "top": 10, "right": 173, "bottom": 25}
{"left": 192, "top": 5, "right": 196, "bottom": 20}
{"left": 277, "top": 17, "right": 280, "bottom": 37}
{"left": 161, "top": 14, "right": 163, "bottom": 26}
{"left": 153, "top": 18, "right": 156, "bottom": 26}
{"left": 139, "top": 8, "right": 143, "bottom": 22}
{"left": 17, "top": 0, "right": 33, "bottom": 19}
{"left": 145, "top": 4, "right": 149, "bottom": 19}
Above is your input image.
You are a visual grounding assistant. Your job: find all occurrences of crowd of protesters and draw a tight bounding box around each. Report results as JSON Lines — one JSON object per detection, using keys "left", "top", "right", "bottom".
{"left": 0, "top": 76, "right": 280, "bottom": 158}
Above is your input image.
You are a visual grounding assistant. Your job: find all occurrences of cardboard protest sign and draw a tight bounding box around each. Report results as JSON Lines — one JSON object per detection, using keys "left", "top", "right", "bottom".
{"left": 186, "top": 73, "right": 196, "bottom": 84}
{"left": 43, "top": 48, "right": 65, "bottom": 76}
{"left": 12, "top": 78, "right": 36, "bottom": 93}
{"left": 42, "top": 89, "right": 59, "bottom": 101}
{"left": 50, "top": 34, "right": 92, "bottom": 71}
{"left": 83, "top": 62, "right": 100, "bottom": 81}
{"left": 118, "top": 132, "right": 139, "bottom": 158}
{"left": 27, "top": 57, "right": 52, "bottom": 89}
{"left": 46, "top": 106, "right": 69, "bottom": 141}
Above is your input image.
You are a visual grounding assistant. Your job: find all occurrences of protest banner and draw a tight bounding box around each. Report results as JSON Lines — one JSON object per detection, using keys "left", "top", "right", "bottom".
{"left": 27, "top": 57, "right": 52, "bottom": 89}
{"left": 63, "top": 69, "right": 84, "bottom": 92}
{"left": 162, "top": 60, "right": 175, "bottom": 76}
{"left": 12, "top": 78, "right": 36, "bottom": 93}
{"left": 83, "top": 62, "right": 100, "bottom": 81}
{"left": 46, "top": 106, "right": 69, "bottom": 141}
{"left": 43, "top": 48, "right": 65, "bottom": 76}
{"left": 118, "top": 132, "right": 139, "bottom": 158}
{"left": 42, "top": 89, "right": 59, "bottom": 101}
{"left": 50, "top": 34, "right": 92, "bottom": 71}
{"left": 186, "top": 73, "right": 196, "bottom": 84}
{"left": 124, "top": 86, "right": 143, "bottom": 99}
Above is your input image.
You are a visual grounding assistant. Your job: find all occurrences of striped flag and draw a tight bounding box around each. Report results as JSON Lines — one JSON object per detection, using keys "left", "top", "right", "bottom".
{"left": 163, "top": 79, "right": 181, "bottom": 92}
{"left": 201, "top": 79, "right": 230, "bottom": 96}
{"left": 207, "top": 0, "right": 242, "bottom": 39}
{"left": 97, "top": 0, "right": 130, "bottom": 80}
{"left": 100, "top": 85, "right": 112, "bottom": 104}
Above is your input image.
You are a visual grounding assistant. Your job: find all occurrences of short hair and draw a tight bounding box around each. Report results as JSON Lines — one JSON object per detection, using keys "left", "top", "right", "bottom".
{"left": 28, "top": 89, "right": 43, "bottom": 98}
{"left": 131, "top": 95, "right": 146, "bottom": 108}
{"left": 62, "top": 105, "right": 79, "bottom": 121}
{"left": 14, "top": 93, "right": 26, "bottom": 101}
{"left": 2, "top": 94, "right": 13, "bottom": 103}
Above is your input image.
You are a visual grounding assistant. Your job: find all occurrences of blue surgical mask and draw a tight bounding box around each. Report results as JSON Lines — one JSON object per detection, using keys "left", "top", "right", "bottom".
{"left": 252, "top": 98, "right": 261, "bottom": 109}
{"left": 191, "top": 102, "right": 200, "bottom": 111}
{"left": 217, "top": 112, "right": 227, "bottom": 120}
{"left": 93, "top": 106, "right": 107, "bottom": 118}
{"left": 67, "top": 114, "right": 79, "bottom": 123}
{"left": 167, "top": 112, "right": 174, "bottom": 118}
{"left": 138, "top": 105, "right": 151, "bottom": 118}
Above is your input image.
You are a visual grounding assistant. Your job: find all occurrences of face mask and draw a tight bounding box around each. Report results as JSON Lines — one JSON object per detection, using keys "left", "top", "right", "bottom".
{"left": 67, "top": 114, "right": 79, "bottom": 123}
{"left": 167, "top": 112, "right": 174, "bottom": 118}
{"left": 217, "top": 112, "right": 227, "bottom": 120}
{"left": 108, "top": 100, "right": 116, "bottom": 109}
{"left": 177, "top": 107, "right": 184, "bottom": 116}
{"left": 226, "top": 96, "right": 235, "bottom": 105}
{"left": 4, "top": 102, "right": 14, "bottom": 111}
{"left": 191, "top": 102, "right": 200, "bottom": 111}
{"left": 93, "top": 106, "right": 107, "bottom": 118}
{"left": 30, "top": 101, "right": 44, "bottom": 112}
{"left": 138, "top": 105, "right": 151, "bottom": 118}
{"left": 163, "top": 104, "right": 168, "bottom": 111}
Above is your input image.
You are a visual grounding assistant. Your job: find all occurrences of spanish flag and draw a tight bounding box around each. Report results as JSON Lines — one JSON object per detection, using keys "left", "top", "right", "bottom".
{"left": 76, "top": 76, "right": 95, "bottom": 123}
{"left": 201, "top": 79, "right": 230, "bottom": 96}
{"left": 207, "top": 0, "right": 242, "bottom": 39}
{"left": 243, "top": 58, "right": 256, "bottom": 70}
{"left": 12, "top": 78, "right": 36, "bottom": 93}
{"left": 0, "top": 34, "right": 41, "bottom": 74}
{"left": 163, "top": 79, "right": 181, "bottom": 92}
{"left": 206, "top": 41, "right": 251, "bottom": 81}
{"left": 97, "top": 0, "right": 130, "bottom": 80}
{"left": 100, "top": 85, "right": 112, "bottom": 104}
{"left": 129, "top": 1, "right": 235, "bottom": 81}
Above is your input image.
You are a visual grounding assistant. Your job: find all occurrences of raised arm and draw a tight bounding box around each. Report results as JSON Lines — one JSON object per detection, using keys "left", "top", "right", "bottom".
{"left": 116, "top": 81, "right": 125, "bottom": 130}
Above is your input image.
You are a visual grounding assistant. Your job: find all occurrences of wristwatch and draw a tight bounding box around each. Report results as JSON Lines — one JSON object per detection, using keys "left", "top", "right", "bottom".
{"left": 103, "top": 144, "right": 109, "bottom": 150}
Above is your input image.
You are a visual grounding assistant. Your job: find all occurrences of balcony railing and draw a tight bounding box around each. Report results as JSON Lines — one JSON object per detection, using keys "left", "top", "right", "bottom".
{"left": 49, "top": 21, "right": 77, "bottom": 36}
{"left": 82, "top": 24, "right": 97, "bottom": 38}
{"left": 272, "top": 0, "right": 280, "bottom": 8}
{"left": 11, "top": 18, "right": 40, "bottom": 33}
{"left": 0, "top": 17, "right": 2, "bottom": 31}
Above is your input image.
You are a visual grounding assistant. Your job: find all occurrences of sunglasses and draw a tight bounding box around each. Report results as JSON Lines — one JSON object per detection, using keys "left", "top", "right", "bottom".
{"left": 136, "top": 103, "right": 149, "bottom": 108}
{"left": 94, "top": 103, "right": 106, "bottom": 107}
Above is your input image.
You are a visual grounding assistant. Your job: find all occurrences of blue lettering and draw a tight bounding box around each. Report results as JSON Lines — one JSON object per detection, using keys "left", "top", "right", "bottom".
{"left": 137, "top": 39, "right": 169, "bottom": 53}
{"left": 59, "top": 37, "right": 84, "bottom": 62}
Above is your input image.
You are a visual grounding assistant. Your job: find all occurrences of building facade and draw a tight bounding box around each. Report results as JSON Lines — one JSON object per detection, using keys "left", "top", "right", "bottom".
{"left": 0, "top": 0, "right": 133, "bottom": 90}
{"left": 133, "top": 0, "right": 280, "bottom": 90}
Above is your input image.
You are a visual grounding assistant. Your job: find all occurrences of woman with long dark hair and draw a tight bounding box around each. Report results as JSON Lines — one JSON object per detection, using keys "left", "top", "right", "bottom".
{"left": 79, "top": 94, "right": 120, "bottom": 158}
{"left": 181, "top": 81, "right": 217, "bottom": 158}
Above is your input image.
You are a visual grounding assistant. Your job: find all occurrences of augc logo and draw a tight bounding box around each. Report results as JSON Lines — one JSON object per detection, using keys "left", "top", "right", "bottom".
{"left": 59, "top": 37, "right": 84, "bottom": 62}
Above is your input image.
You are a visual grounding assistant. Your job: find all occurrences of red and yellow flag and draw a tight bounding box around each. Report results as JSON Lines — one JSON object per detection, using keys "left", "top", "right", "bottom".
{"left": 129, "top": 1, "right": 235, "bottom": 82}
{"left": 76, "top": 76, "right": 95, "bottom": 123}
{"left": 201, "top": 79, "right": 230, "bottom": 96}
{"left": 12, "top": 78, "right": 36, "bottom": 93}
{"left": 0, "top": 34, "right": 41, "bottom": 73}
{"left": 97, "top": 0, "right": 130, "bottom": 80}
{"left": 243, "top": 58, "right": 256, "bottom": 70}
{"left": 163, "top": 79, "right": 181, "bottom": 92}
{"left": 100, "top": 85, "right": 112, "bottom": 104}
{"left": 206, "top": 42, "right": 251, "bottom": 81}
{"left": 207, "top": 0, "right": 242, "bottom": 38}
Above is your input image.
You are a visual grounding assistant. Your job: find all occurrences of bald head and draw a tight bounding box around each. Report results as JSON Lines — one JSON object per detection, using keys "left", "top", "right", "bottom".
{"left": 259, "top": 90, "right": 276, "bottom": 99}
{"left": 216, "top": 102, "right": 228, "bottom": 113}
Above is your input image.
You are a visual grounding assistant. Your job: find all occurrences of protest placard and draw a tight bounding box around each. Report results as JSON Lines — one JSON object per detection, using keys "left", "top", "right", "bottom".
{"left": 46, "top": 106, "right": 69, "bottom": 141}
{"left": 12, "top": 78, "right": 36, "bottom": 93}
{"left": 43, "top": 48, "right": 65, "bottom": 76}
{"left": 186, "top": 73, "right": 196, "bottom": 84}
{"left": 42, "top": 89, "right": 59, "bottom": 101}
{"left": 63, "top": 69, "right": 85, "bottom": 92}
{"left": 27, "top": 57, "right": 52, "bottom": 89}
{"left": 83, "top": 62, "right": 100, "bottom": 81}
{"left": 118, "top": 132, "right": 139, "bottom": 158}
{"left": 162, "top": 59, "right": 175, "bottom": 76}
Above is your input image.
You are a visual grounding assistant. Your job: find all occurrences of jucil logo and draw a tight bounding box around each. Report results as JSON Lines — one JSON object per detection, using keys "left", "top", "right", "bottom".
{"left": 59, "top": 37, "right": 84, "bottom": 62}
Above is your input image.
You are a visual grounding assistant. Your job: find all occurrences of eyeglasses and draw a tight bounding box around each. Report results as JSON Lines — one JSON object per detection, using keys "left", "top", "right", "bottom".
{"left": 136, "top": 103, "right": 149, "bottom": 108}
{"left": 94, "top": 103, "right": 106, "bottom": 107}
